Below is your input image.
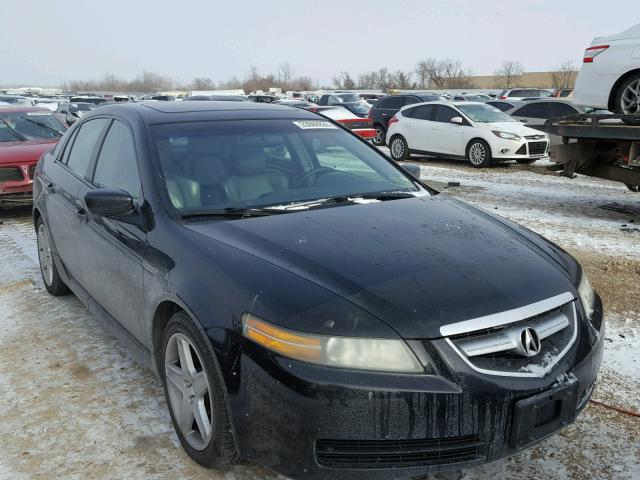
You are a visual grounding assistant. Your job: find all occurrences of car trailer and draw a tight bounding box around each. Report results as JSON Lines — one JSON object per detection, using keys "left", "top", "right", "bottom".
{"left": 541, "top": 113, "right": 640, "bottom": 192}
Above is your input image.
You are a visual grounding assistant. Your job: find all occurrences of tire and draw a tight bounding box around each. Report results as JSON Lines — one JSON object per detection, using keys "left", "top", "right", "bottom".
{"left": 389, "top": 135, "right": 409, "bottom": 161}
{"left": 516, "top": 158, "right": 537, "bottom": 165}
{"left": 626, "top": 184, "right": 640, "bottom": 193}
{"left": 160, "top": 312, "right": 236, "bottom": 468}
{"left": 466, "top": 139, "right": 492, "bottom": 168}
{"left": 614, "top": 73, "right": 640, "bottom": 125}
{"left": 36, "top": 217, "right": 69, "bottom": 296}
{"left": 372, "top": 124, "right": 386, "bottom": 146}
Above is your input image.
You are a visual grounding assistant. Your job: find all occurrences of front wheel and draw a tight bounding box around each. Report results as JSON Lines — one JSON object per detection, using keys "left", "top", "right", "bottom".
{"left": 466, "top": 139, "right": 492, "bottom": 168}
{"left": 160, "top": 312, "right": 236, "bottom": 468}
{"left": 36, "top": 217, "right": 69, "bottom": 296}
{"left": 389, "top": 135, "right": 409, "bottom": 161}
{"left": 372, "top": 125, "right": 386, "bottom": 146}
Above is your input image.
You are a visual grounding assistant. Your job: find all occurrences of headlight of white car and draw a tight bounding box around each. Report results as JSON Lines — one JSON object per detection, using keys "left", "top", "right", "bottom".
{"left": 578, "top": 272, "right": 595, "bottom": 319}
{"left": 492, "top": 130, "right": 521, "bottom": 141}
{"left": 242, "top": 313, "right": 424, "bottom": 373}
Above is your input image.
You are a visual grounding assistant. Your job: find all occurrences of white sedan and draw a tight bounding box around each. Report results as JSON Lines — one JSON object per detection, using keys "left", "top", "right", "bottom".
{"left": 386, "top": 101, "right": 549, "bottom": 167}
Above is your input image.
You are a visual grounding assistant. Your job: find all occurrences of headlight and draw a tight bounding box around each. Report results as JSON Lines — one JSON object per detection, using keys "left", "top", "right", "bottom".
{"left": 578, "top": 271, "right": 595, "bottom": 319}
{"left": 492, "top": 130, "right": 521, "bottom": 141}
{"left": 242, "top": 314, "right": 423, "bottom": 373}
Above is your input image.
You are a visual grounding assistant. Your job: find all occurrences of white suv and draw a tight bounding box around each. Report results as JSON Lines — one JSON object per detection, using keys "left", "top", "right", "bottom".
{"left": 573, "top": 23, "right": 640, "bottom": 115}
{"left": 386, "top": 101, "right": 549, "bottom": 167}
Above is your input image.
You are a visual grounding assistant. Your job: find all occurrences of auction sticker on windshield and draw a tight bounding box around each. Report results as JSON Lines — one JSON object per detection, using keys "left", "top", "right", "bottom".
{"left": 292, "top": 120, "right": 337, "bottom": 129}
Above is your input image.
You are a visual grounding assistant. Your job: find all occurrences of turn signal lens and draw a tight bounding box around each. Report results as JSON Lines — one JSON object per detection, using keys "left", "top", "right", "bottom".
{"left": 242, "top": 314, "right": 424, "bottom": 373}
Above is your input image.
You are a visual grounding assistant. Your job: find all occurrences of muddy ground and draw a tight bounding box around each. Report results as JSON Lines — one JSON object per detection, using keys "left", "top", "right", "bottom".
{"left": 0, "top": 157, "right": 638, "bottom": 479}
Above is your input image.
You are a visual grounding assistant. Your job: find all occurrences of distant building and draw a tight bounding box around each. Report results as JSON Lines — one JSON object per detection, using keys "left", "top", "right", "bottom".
{"left": 468, "top": 71, "right": 578, "bottom": 90}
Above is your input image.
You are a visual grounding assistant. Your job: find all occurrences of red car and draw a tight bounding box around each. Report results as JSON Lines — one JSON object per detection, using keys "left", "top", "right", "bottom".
{"left": 0, "top": 107, "right": 67, "bottom": 206}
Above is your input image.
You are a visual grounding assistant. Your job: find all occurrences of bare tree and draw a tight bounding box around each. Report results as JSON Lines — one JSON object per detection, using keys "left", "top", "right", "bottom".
{"left": 551, "top": 61, "right": 578, "bottom": 90}
{"left": 494, "top": 61, "right": 524, "bottom": 89}
{"left": 278, "top": 62, "right": 295, "bottom": 87}
{"left": 333, "top": 72, "right": 356, "bottom": 89}
{"left": 190, "top": 77, "right": 215, "bottom": 90}
{"left": 414, "top": 58, "right": 474, "bottom": 89}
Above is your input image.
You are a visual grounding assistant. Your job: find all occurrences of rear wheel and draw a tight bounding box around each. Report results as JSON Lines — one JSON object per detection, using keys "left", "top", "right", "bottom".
{"left": 36, "top": 217, "right": 69, "bottom": 296}
{"left": 614, "top": 73, "right": 640, "bottom": 125}
{"left": 160, "top": 312, "right": 236, "bottom": 468}
{"left": 466, "top": 139, "right": 492, "bottom": 168}
{"left": 372, "top": 124, "right": 386, "bottom": 146}
{"left": 389, "top": 135, "right": 409, "bottom": 161}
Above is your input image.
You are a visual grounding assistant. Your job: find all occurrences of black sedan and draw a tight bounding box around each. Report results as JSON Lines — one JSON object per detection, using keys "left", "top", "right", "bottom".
{"left": 33, "top": 101, "right": 604, "bottom": 480}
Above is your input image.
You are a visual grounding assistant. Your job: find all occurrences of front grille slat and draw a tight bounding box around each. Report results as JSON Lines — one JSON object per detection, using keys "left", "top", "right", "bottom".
{"left": 316, "top": 435, "right": 485, "bottom": 469}
{"left": 528, "top": 141, "right": 547, "bottom": 155}
{"left": 0, "top": 167, "right": 24, "bottom": 182}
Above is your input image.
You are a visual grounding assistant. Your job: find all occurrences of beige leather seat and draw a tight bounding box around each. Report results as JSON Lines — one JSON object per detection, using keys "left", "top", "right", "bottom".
{"left": 223, "top": 145, "right": 289, "bottom": 203}
{"left": 191, "top": 153, "right": 227, "bottom": 205}
{"left": 157, "top": 139, "right": 201, "bottom": 209}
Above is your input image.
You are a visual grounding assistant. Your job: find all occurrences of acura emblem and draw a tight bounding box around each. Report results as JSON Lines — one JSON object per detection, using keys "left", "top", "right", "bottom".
{"left": 520, "top": 327, "right": 541, "bottom": 357}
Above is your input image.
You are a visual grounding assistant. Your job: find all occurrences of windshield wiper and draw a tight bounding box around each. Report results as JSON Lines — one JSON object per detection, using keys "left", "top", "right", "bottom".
{"left": 0, "top": 119, "right": 27, "bottom": 141}
{"left": 262, "top": 192, "right": 419, "bottom": 212}
{"left": 180, "top": 207, "right": 290, "bottom": 219}
{"left": 21, "top": 117, "right": 65, "bottom": 136}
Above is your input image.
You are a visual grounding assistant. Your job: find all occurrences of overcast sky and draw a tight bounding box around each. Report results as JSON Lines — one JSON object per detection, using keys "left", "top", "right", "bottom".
{"left": 1, "top": 0, "right": 637, "bottom": 87}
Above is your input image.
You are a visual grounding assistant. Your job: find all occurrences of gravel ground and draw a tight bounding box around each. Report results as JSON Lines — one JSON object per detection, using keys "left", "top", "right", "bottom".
{"left": 0, "top": 158, "right": 638, "bottom": 480}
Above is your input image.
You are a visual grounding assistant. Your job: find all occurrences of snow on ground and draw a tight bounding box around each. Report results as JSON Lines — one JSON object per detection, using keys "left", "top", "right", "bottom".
{"left": 0, "top": 158, "right": 638, "bottom": 480}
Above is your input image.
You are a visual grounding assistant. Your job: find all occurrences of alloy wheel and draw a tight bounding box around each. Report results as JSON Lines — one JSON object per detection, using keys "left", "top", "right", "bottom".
{"left": 469, "top": 142, "right": 486, "bottom": 166}
{"left": 374, "top": 128, "right": 384, "bottom": 145}
{"left": 165, "top": 332, "right": 213, "bottom": 451}
{"left": 37, "top": 223, "right": 54, "bottom": 286}
{"left": 621, "top": 79, "right": 640, "bottom": 114}
{"left": 391, "top": 138, "right": 405, "bottom": 159}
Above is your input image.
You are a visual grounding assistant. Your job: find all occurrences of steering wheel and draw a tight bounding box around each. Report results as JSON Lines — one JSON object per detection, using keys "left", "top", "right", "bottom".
{"left": 296, "top": 167, "right": 334, "bottom": 187}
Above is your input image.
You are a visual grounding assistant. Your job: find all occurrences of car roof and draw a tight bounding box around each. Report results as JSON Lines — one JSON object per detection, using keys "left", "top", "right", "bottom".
{"left": 83, "top": 100, "right": 320, "bottom": 124}
{"left": 0, "top": 106, "right": 53, "bottom": 113}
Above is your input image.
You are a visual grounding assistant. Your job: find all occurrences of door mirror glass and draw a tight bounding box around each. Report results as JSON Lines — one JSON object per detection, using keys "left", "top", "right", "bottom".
{"left": 450, "top": 116, "right": 464, "bottom": 125}
{"left": 85, "top": 189, "right": 134, "bottom": 217}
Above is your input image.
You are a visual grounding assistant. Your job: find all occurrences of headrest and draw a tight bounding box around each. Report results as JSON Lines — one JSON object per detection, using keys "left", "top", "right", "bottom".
{"left": 192, "top": 153, "right": 226, "bottom": 184}
{"left": 234, "top": 145, "right": 267, "bottom": 175}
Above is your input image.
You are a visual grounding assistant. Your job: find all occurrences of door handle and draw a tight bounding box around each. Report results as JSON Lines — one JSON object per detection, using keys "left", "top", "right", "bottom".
{"left": 75, "top": 206, "right": 87, "bottom": 222}
{"left": 45, "top": 182, "right": 56, "bottom": 194}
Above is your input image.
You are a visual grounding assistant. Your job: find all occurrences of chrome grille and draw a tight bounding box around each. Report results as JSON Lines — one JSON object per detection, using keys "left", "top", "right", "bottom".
{"left": 442, "top": 293, "right": 577, "bottom": 377}
{"left": 0, "top": 167, "right": 24, "bottom": 183}
{"left": 525, "top": 134, "right": 546, "bottom": 140}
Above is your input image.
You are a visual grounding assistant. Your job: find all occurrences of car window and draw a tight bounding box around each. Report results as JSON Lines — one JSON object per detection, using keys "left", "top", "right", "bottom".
{"left": 513, "top": 103, "right": 549, "bottom": 118}
{"left": 509, "top": 90, "right": 524, "bottom": 97}
{"left": 92, "top": 120, "right": 140, "bottom": 198}
{"left": 412, "top": 105, "right": 435, "bottom": 120}
{"left": 488, "top": 102, "right": 513, "bottom": 112}
{"left": 547, "top": 103, "right": 577, "bottom": 118}
{"left": 65, "top": 118, "right": 109, "bottom": 178}
{"left": 433, "top": 105, "right": 458, "bottom": 123}
{"left": 59, "top": 128, "right": 80, "bottom": 164}
{"left": 377, "top": 97, "right": 405, "bottom": 109}
{"left": 404, "top": 97, "right": 419, "bottom": 106}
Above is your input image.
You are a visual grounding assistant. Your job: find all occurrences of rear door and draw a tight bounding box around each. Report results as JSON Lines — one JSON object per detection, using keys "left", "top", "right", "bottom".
{"left": 374, "top": 96, "right": 406, "bottom": 127}
{"left": 44, "top": 118, "right": 110, "bottom": 281}
{"left": 73, "top": 119, "right": 147, "bottom": 342}
{"left": 403, "top": 105, "right": 435, "bottom": 151}
{"left": 430, "top": 105, "right": 466, "bottom": 156}
{"left": 510, "top": 102, "right": 550, "bottom": 126}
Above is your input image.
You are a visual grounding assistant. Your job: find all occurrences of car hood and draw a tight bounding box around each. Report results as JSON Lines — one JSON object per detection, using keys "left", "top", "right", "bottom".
{"left": 0, "top": 139, "right": 58, "bottom": 165}
{"left": 185, "top": 196, "right": 575, "bottom": 339}
{"left": 482, "top": 122, "right": 546, "bottom": 137}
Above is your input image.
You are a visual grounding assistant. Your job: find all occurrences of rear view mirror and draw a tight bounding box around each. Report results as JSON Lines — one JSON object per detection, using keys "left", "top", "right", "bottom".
{"left": 399, "top": 162, "right": 421, "bottom": 179}
{"left": 85, "top": 189, "right": 134, "bottom": 217}
{"left": 450, "top": 116, "right": 464, "bottom": 125}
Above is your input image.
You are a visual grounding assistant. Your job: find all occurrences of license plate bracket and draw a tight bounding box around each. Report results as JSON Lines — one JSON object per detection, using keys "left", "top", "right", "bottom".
{"left": 510, "top": 382, "right": 579, "bottom": 449}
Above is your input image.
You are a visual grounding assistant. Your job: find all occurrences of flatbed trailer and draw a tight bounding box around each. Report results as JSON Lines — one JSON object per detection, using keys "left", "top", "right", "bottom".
{"left": 541, "top": 113, "right": 640, "bottom": 192}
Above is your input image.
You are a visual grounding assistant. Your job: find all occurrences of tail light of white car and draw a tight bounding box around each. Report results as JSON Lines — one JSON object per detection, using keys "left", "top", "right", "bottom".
{"left": 583, "top": 45, "right": 609, "bottom": 63}
{"left": 387, "top": 115, "right": 399, "bottom": 127}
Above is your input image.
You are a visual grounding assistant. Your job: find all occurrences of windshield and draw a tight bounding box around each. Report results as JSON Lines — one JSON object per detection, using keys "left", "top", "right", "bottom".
{"left": 337, "top": 94, "right": 361, "bottom": 103}
{"left": 464, "top": 95, "right": 488, "bottom": 101}
{"left": 457, "top": 104, "right": 516, "bottom": 123}
{"left": 526, "top": 90, "right": 552, "bottom": 98}
{"left": 348, "top": 103, "right": 370, "bottom": 115}
{"left": 75, "top": 103, "right": 93, "bottom": 111}
{"left": 0, "top": 111, "right": 67, "bottom": 142}
{"left": 152, "top": 119, "right": 421, "bottom": 214}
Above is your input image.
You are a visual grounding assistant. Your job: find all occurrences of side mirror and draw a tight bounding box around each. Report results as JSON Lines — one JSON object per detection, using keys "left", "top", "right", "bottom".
{"left": 450, "top": 116, "right": 464, "bottom": 125}
{"left": 399, "top": 162, "right": 421, "bottom": 179}
{"left": 85, "top": 189, "right": 135, "bottom": 217}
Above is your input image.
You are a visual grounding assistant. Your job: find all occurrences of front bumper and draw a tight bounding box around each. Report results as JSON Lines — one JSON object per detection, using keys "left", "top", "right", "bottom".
{"left": 0, "top": 163, "right": 35, "bottom": 202}
{"left": 490, "top": 138, "right": 549, "bottom": 160}
{"left": 221, "top": 298, "right": 604, "bottom": 480}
